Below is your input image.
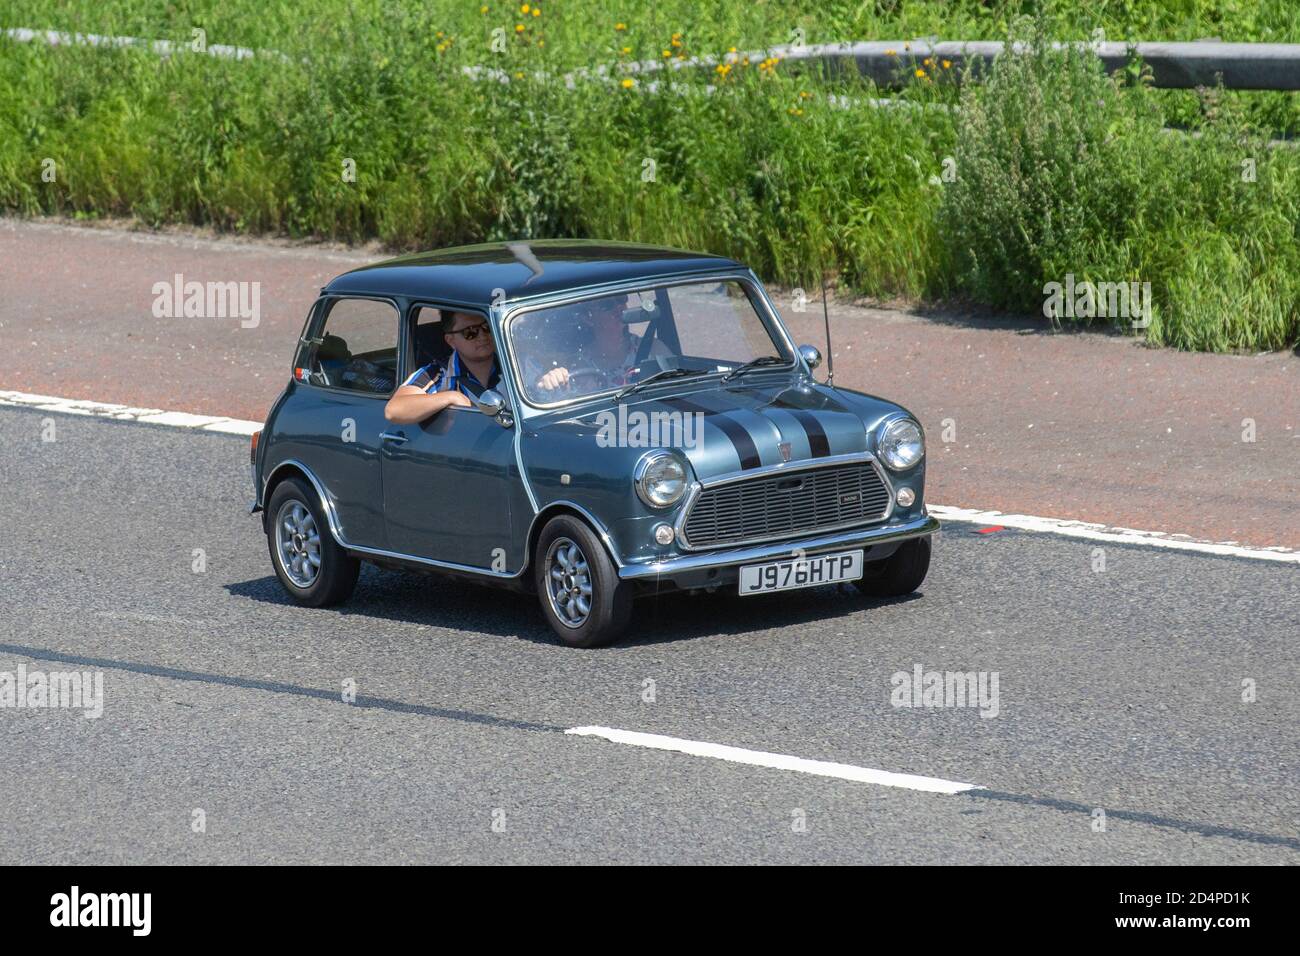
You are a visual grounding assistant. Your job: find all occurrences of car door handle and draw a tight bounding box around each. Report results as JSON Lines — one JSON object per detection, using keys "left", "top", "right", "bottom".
{"left": 380, "top": 430, "right": 408, "bottom": 445}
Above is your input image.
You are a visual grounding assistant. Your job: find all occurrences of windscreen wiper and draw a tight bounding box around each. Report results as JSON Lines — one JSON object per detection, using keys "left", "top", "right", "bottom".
{"left": 721, "top": 355, "right": 788, "bottom": 383}
{"left": 614, "top": 367, "right": 708, "bottom": 401}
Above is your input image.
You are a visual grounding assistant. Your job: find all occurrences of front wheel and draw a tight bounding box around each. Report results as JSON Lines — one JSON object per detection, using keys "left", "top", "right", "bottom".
{"left": 534, "top": 515, "right": 632, "bottom": 648}
{"left": 266, "top": 476, "right": 360, "bottom": 607}
{"left": 853, "top": 536, "right": 931, "bottom": 598}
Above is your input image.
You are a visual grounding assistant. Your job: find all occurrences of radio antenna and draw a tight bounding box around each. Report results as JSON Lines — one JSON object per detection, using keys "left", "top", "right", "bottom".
{"left": 820, "top": 272, "right": 835, "bottom": 388}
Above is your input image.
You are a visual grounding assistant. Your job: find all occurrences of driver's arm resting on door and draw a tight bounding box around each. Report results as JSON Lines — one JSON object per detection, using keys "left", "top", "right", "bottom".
{"left": 384, "top": 363, "right": 472, "bottom": 424}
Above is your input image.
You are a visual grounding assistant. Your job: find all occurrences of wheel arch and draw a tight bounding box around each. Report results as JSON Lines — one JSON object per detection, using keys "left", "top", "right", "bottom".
{"left": 524, "top": 502, "right": 624, "bottom": 578}
{"left": 261, "top": 460, "right": 343, "bottom": 544}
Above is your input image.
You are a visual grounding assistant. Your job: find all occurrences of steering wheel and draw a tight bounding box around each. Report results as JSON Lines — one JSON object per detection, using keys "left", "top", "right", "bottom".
{"left": 560, "top": 366, "right": 609, "bottom": 392}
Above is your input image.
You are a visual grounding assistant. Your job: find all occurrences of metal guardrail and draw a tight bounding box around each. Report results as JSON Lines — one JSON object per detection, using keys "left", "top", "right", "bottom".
{"left": 644, "top": 40, "right": 1300, "bottom": 91}
{"left": 7, "top": 27, "right": 1300, "bottom": 91}
{"left": 3, "top": 26, "right": 277, "bottom": 61}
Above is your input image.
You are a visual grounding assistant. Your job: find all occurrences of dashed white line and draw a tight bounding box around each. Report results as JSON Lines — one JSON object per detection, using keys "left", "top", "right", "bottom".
{"left": 565, "top": 726, "right": 982, "bottom": 794}
{"left": 2, "top": 387, "right": 1296, "bottom": 562}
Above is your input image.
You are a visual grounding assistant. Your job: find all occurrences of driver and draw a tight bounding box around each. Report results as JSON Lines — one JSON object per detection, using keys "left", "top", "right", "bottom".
{"left": 533, "top": 294, "right": 668, "bottom": 394}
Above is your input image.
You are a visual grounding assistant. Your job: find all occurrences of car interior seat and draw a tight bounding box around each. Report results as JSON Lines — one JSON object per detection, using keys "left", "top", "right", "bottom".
{"left": 313, "top": 333, "right": 352, "bottom": 387}
{"left": 413, "top": 318, "right": 453, "bottom": 372}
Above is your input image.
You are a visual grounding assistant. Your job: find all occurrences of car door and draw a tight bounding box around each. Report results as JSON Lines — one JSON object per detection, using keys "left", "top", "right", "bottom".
{"left": 379, "top": 304, "right": 520, "bottom": 570}
{"left": 380, "top": 405, "right": 519, "bottom": 569}
{"left": 281, "top": 295, "right": 401, "bottom": 549}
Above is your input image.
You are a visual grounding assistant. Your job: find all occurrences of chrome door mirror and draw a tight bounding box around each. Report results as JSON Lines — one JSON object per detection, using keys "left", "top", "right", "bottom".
{"left": 473, "top": 389, "right": 513, "bottom": 427}
{"left": 798, "top": 344, "right": 823, "bottom": 370}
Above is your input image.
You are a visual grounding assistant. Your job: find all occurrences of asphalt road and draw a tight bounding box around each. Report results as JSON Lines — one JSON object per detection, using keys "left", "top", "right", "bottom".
{"left": 0, "top": 404, "right": 1295, "bottom": 864}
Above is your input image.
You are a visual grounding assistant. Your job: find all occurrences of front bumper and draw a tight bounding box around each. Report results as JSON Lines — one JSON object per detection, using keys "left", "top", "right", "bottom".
{"left": 618, "top": 513, "right": 939, "bottom": 583}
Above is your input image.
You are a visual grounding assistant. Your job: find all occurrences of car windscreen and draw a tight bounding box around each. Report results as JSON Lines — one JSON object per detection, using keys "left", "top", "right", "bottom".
{"left": 508, "top": 279, "right": 792, "bottom": 406}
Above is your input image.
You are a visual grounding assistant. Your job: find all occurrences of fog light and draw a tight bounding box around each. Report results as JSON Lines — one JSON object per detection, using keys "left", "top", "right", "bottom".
{"left": 653, "top": 523, "right": 675, "bottom": 545}
{"left": 896, "top": 487, "right": 916, "bottom": 508}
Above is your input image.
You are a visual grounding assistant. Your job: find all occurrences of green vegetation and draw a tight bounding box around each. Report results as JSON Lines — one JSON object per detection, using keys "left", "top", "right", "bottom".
{"left": 1, "top": 2, "right": 1297, "bottom": 351}
{"left": 943, "top": 34, "right": 1300, "bottom": 351}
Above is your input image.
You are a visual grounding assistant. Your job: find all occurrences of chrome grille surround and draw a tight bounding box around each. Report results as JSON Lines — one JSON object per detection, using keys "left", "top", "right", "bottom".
{"left": 675, "top": 453, "right": 895, "bottom": 551}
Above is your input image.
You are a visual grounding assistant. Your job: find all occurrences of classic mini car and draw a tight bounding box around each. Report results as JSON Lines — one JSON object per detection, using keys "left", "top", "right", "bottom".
{"left": 249, "top": 241, "right": 937, "bottom": 647}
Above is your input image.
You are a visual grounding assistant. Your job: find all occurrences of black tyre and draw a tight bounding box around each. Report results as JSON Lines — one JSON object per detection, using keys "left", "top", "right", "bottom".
{"left": 534, "top": 515, "right": 632, "bottom": 648}
{"left": 266, "top": 476, "right": 360, "bottom": 607}
{"left": 853, "top": 536, "right": 931, "bottom": 598}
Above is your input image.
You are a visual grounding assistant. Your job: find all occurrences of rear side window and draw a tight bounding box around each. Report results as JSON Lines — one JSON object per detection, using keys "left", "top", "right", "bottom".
{"left": 307, "top": 298, "right": 399, "bottom": 395}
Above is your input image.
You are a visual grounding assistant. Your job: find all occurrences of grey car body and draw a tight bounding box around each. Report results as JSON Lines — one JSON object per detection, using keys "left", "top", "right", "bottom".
{"left": 251, "top": 240, "right": 938, "bottom": 645}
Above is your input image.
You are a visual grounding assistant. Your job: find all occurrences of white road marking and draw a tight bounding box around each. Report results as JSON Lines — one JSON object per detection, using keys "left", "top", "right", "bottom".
{"left": 2, "top": 388, "right": 1295, "bottom": 562}
{"left": 565, "top": 726, "right": 981, "bottom": 794}
{"left": 929, "top": 505, "right": 1300, "bottom": 564}
{"left": 0, "top": 389, "right": 261, "bottom": 436}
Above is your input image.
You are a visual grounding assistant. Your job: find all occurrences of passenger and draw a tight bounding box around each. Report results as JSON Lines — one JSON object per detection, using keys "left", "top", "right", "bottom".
{"left": 384, "top": 310, "right": 502, "bottom": 423}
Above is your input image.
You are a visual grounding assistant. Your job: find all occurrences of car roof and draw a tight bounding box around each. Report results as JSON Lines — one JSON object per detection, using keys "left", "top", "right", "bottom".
{"left": 322, "top": 240, "right": 744, "bottom": 304}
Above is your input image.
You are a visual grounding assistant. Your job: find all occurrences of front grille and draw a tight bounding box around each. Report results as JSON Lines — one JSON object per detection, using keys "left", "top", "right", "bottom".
{"left": 682, "top": 461, "right": 891, "bottom": 549}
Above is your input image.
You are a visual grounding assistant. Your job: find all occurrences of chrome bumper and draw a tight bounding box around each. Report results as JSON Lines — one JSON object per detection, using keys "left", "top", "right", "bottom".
{"left": 618, "top": 514, "right": 939, "bottom": 582}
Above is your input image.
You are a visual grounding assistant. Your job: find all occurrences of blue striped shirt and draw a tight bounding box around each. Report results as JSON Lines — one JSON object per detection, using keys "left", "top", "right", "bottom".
{"left": 401, "top": 352, "right": 502, "bottom": 398}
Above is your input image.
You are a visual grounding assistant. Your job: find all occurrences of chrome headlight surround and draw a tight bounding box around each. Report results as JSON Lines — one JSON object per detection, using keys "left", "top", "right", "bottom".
{"left": 634, "top": 451, "right": 688, "bottom": 508}
{"left": 877, "top": 418, "right": 925, "bottom": 471}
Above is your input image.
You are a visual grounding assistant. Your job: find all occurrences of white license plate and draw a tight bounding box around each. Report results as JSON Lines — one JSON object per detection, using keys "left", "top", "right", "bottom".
{"left": 738, "top": 549, "right": 863, "bottom": 595}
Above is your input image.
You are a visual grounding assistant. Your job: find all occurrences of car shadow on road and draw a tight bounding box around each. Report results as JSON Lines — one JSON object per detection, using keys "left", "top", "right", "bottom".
{"left": 224, "top": 566, "right": 921, "bottom": 649}
{"left": 624, "top": 586, "right": 922, "bottom": 648}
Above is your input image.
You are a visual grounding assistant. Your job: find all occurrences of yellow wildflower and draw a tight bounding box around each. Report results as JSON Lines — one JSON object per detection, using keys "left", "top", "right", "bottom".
{"left": 615, "top": 23, "right": 626, "bottom": 31}
{"left": 914, "top": 68, "right": 926, "bottom": 78}
{"left": 942, "top": 59, "right": 952, "bottom": 69}
{"left": 621, "top": 77, "right": 635, "bottom": 88}
{"left": 515, "top": 23, "right": 525, "bottom": 32}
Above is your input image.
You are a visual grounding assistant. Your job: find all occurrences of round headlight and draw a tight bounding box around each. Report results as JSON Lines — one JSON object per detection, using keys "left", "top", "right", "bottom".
{"left": 878, "top": 418, "right": 924, "bottom": 471}
{"left": 635, "top": 452, "right": 687, "bottom": 508}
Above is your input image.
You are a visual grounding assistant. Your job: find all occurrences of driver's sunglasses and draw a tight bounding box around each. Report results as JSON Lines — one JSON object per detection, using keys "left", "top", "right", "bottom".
{"left": 448, "top": 323, "right": 490, "bottom": 341}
